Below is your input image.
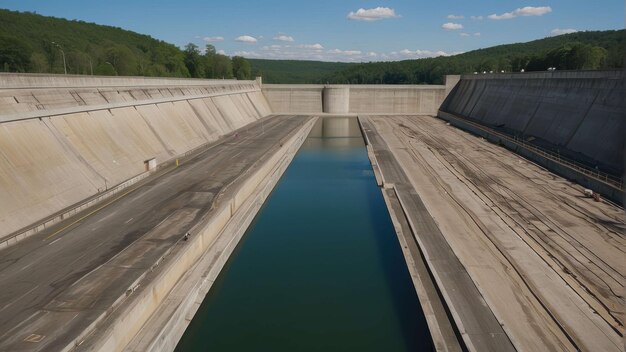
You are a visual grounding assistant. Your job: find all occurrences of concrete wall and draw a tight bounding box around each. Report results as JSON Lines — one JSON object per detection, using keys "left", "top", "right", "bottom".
{"left": 439, "top": 70, "right": 626, "bottom": 176}
{"left": 0, "top": 73, "right": 271, "bottom": 239}
{"left": 262, "top": 83, "right": 448, "bottom": 115}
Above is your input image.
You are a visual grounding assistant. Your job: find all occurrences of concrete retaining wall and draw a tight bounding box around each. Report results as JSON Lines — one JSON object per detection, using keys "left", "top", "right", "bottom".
{"left": 0, "top": 74, "right": 271, "bottom": 240}
{"left": 262, "top": 83, "right": 448, "bottom": 115}
{"left": 439, "top": 70, "right": 626, "bottom": 176}
{"left": 86, "top": 118, "right": 317, "bottom": 352}
{"left": 438, "top": 111, "right": 624, "bottom": 204}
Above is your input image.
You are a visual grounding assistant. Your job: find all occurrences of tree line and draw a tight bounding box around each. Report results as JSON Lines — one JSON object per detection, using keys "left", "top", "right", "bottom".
{"left": 323, "top": 30, "right": 624, "bottom": 84}
{"left": 0, "top": 9, "right": 252, "bottom": 80}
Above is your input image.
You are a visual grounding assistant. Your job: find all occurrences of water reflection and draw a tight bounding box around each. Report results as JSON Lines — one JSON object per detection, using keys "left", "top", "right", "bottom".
{"left": 175, "top": 117, "right": 433, "bottom": 351}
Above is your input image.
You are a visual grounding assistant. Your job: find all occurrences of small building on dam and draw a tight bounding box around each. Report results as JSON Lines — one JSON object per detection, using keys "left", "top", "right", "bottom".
{"left": 0, "top": 71, "right": 623, "bottom": 352}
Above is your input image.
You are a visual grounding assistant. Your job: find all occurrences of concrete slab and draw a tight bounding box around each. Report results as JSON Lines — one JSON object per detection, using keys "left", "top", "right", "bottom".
{"left": 0, "top": 115, "right": 312, "bottom": 352}
{"left": 359, "top": 116, "right": 516, "bottom": 352}
{"left": 363, "top": 114, "right": 624, "bottom": 351}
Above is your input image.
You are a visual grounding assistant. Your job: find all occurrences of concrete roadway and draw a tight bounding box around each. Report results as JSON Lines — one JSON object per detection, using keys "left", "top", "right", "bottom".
{"left": 360, "top": 116, "right": 516, "bottom": 352}
{"left": 0, "top": 114, "right": 311, "bottom": 351}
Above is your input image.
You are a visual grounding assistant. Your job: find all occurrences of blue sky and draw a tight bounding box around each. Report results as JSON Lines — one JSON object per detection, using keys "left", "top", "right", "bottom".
{"left": 1, "top": 0, "right": 623, "bottom": 62}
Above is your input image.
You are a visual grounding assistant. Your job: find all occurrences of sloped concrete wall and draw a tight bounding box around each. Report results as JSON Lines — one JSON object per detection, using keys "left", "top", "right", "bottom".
{"left": 0, "top": 74, "right": 270, "bottom": 239}
{"left": 440, "top": 71, "right": 626, "bottom": 175}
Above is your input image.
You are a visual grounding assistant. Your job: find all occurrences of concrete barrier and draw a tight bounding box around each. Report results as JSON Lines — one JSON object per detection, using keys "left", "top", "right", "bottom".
{"left": 438, "top": 110, "right": 624, "bottom": 204}
{"left": 439, "top": 70, "right": 625, "bottom": 177}
{"left": 262, "top": 81, "right": 451, "bottom": 115}
{"left": 80, "top": 118, "right": 317, "bottom": 352}
{"left": 0, "top": 74, "right": 268, "bottom": 243}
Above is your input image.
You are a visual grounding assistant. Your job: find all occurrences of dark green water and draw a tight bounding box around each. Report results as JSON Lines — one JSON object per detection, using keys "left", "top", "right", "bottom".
{"left": 176, "top": 118, "right": 433, "bottom": 351}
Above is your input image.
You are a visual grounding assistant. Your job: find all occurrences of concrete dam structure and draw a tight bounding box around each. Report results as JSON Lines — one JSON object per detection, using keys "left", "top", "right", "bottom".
{"left": 441, "top": 70, "right": 625, "bottom": 173}
{"left": 439, "top": 70, "right": 625, "bottom": 202}
{"left": 0, "top": 72, "right": 623, "bottom": 352}
{"left": 262, "top": 82, "right": 454, "bottom": 115}
{"left": 0, "top": 75, "right": 271, "bottom": 242}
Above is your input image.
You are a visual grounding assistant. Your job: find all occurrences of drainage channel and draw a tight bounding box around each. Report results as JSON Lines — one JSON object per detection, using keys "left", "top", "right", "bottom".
{"left": 175, "top": 116, "right": 433, "bottom": 351}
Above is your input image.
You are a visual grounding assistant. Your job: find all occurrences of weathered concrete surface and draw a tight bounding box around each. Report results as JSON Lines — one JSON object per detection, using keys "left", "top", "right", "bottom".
{"left": 0, "top": 74, "right": 267, "bottom": 241}
{"left": 262, "top": 83, "right": 448, "bottom": 115}
{"left": 261, "top": 85, "right": 324, "bottom": 114}
{"left": 438, "top": 110, "right": 624, "bottom": 204}
{"left": 0, "top": 114, "right": 313, "bottom": 352}
{"left": 122, "top": 117, "right": 316, "bottom": 352}
{"left": 360, "top": 116, "right": 515, "bottom": 352}
{"left": 362, "top": 114, "right": 624, "bottom": 351}
{"left": 322, "top": 86, "right": 350, "bottom": 114}
{"left": 439, "top": 70, "right": 626, "bottom": 176}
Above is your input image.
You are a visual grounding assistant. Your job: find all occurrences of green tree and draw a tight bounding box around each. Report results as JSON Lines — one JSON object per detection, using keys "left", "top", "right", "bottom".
{"left": 94, "top": 62, "right": 117, "bottom": 75}
{"left": 29, "top": 52, "right": 48, "bottom": 72}
{"left": 183, "top": 43, "right": 204, "bottom": 78}
{"left": 213, "top": 54, "right": 233, "bottom": 79}
{"left": 232, "top": 56, "right": 251, "bottom": 80}
{"left": 104, "top": 44, "right": 137, "bottom": 75}
{"left": 0, "top": 34, "right": 31, "bottom": 72}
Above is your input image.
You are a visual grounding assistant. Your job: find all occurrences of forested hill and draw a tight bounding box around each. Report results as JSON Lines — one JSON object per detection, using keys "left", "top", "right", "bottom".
{"left": 0, "top": 8, "right": 622, "bottom": 84}
{"left": 249, "top": 59, "right": 355, "bottom": 84}
{"left": 324, "top": 30, "right": 625, "bottom": 84}
{"left": 0, "top": 9, "right": 252, "bottom": 79}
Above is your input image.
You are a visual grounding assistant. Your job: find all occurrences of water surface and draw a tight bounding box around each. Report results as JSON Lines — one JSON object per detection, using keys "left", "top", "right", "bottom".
{"left": 176, "top": 117, "right": 433, "bottom": 351}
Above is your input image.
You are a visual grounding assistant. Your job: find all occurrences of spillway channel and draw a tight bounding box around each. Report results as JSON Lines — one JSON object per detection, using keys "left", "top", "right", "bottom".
{"left": 175, "top": 116, "right": 433, "bottom": 351}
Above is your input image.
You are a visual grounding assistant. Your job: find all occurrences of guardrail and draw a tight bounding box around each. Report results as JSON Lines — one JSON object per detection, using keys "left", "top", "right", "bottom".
{"left": 438, "top": 111, "right": 624, "bottom": 191}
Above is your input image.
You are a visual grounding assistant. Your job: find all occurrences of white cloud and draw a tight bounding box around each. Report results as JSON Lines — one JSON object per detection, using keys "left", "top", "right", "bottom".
{"left": 233, "top": 50, "right": 262, "bottom": 58}
{"left": 230, "top": 43, "right": 463, "bottom": 63}
{"left": 235, "top": 35, "right": 258, "bottom": 44}
{"left": 347, "top": 7, "right": 400, "bottom": 21}
{"left": 328, "top": 49, "right": 362, "bottom": 55}
{"left": 470, "top": 15, "right": 484, "bottom": 20}
{"left": 217, "top": 49, "right": 226, "bottom": 55}
{"left": 551, "top": 28, "right": 578, "bottom": 36}
{"left": 298, "top": 43, "right": 324, "bottom": 50}
{"left": 273, "top": 35, "right": 294, "bottom": 42}
{"left": 262, "top": 45, "right": 283, "bottom": 51}
{"left": 442, "top": 22, "right": 464, "bottom": 30}
{"left": 488, "top": 6, "right": 552, "bottom": 20}
{"left": 395, "top": 49, "right": 461, "bottom": 59}
{"left": 203, "top": 36, "right": 224, "bottom": 42}
{"left": 460, "top": 32, "right": 481, "bottom": 37}
{"left": 447, "top": 14, "right": 464, "bottom": 19}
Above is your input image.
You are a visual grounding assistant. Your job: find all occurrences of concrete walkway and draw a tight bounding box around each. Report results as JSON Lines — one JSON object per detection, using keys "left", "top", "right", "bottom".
{"left": 0, "top": 115, "right": 312, "bottom": 351}
{"left": 360, "top": 116, "right": 515, "bottom": 352}
{"left": 361, "top": 115, "right": 624, "bottom": 351}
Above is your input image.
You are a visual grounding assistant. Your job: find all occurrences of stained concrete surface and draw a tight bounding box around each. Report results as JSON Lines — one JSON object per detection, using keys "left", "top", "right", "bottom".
{"left": 440, "top": 71, "right": 626, "bottom": 175}
{"left": 0, "top": 115, "right": 311, "bottom": 352}
{"left": 262, "top": 84, "right": 447, "bottom": 115}
{"left": 0, "top": 77, "right": 269, "bottom": 239}
{"left": 360, "top": 116, "right": 515, "bottom": 352}
{"left": 362, "top": 114, "right": 624, "bottom": 351}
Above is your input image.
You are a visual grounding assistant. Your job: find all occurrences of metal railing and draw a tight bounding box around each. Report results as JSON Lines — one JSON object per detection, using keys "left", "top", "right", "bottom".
{"left": 442, "top": 112, "right": 624, "bottom": 190}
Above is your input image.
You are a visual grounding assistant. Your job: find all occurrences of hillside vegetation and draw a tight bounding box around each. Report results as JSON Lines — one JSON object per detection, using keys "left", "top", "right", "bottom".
{"left": 324, "top": 30, "right": 625, "bottom": 84}
{"left": 249, "top": 59, "right": 355, "bottom": 84}
{"left": 0, "top": 9, "right": 251, "bottom": 79}
{"left": 0, "top": 9, "right": 622, "bottom": 84}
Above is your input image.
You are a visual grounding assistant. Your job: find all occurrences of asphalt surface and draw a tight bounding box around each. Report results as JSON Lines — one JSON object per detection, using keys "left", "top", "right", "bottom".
{"left": 0, "top": 114, "right": 311, "bottom": 351}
